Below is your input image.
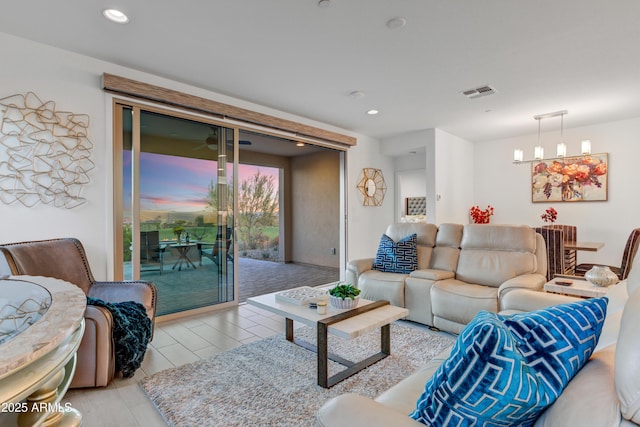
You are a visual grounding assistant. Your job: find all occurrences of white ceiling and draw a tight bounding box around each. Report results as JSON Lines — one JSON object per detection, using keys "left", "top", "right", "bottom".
{"left": 2, "top": 0, "right": 640, "bottom": 142}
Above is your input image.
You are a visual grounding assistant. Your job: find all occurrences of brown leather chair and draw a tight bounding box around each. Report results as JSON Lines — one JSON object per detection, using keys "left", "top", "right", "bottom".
{"left": 0, "top": 238, "right": 157, "bottom": 388}
{"left": 575, "top": 228, "right": 640, "bottom": 281}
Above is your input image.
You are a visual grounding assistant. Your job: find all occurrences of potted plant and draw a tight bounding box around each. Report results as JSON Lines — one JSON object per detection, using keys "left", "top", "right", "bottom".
{"left": 328, "top": 283, "right": 361, "bottom": 309}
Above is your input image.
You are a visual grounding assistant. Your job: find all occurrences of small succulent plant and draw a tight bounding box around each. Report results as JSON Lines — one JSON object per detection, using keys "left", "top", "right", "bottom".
{"left": 329, "top": 283, "right": 361, "bottom": 300}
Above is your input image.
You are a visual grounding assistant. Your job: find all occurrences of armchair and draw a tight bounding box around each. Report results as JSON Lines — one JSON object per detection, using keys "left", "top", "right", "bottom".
{"left": 0, "top": 238, "right": 157, "bottom": 388}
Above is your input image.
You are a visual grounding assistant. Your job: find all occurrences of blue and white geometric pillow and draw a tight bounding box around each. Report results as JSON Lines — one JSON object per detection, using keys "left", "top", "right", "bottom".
{"left": 373, "top": 233, "right": 417, "bottom": 274}
{"left": 410, "top": 297, "right": 608, "bottom": 427}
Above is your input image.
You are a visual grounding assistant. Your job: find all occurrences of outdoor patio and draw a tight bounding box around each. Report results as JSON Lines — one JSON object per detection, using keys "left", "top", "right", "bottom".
{"left": 140, "top": 255, "right": 340, "bottom": 316}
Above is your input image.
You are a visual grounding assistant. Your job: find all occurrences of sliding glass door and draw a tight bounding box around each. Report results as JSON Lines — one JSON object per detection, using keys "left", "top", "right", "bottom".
{"left": 115, "top": 104, "right": 236, "bottom": 315}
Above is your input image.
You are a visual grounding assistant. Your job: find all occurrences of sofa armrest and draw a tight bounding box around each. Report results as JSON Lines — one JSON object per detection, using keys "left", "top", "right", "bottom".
{"left": 72, "top": 305, "right": 115, "bottom": 388}
{"left": 89, "top": 280, "right": 157, "bottom": 324}
{"left": 409, "top": 269, "right": 455, "bottom": 281}
{"left": 346, "top": 258, "right": 374, "bottom": 286}
{"left": 316, "top": 394, "right": 423, "bottom": 427}
{"left": 498, "top": 273, "right": 546, "bottom": 300}
{"left": 499, "top": 288, "right": 581, "bottom": 313}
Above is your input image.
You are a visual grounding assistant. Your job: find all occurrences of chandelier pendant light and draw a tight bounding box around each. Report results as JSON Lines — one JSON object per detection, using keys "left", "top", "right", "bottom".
{"left": 513, "top": 110, "right": 592, "bottom": 164}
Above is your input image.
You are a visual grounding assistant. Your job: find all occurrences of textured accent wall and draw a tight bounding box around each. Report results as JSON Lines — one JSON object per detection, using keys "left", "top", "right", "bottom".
{"left": 291, "top": 150, "right": 341, "bottom": 268}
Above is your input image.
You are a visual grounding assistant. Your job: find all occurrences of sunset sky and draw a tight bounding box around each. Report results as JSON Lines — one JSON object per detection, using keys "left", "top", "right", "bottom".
{"left": 123, "top": 152, "right": 278, "bottom": 213}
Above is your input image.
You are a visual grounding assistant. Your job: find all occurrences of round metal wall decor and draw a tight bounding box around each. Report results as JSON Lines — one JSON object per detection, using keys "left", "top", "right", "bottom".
{"left": 357, "top": 167, "right": 386, "bottom": 206}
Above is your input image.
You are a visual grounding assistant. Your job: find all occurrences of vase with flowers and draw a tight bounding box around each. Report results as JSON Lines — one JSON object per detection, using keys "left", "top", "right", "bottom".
{"left": 541, "top": 207, "right": 558, "bottom": 224}
{"left": 172, "top": 225, "right": 185, "bottom": 242}
{"left": 469, "top": 205, "right": 494, "bottom": 224}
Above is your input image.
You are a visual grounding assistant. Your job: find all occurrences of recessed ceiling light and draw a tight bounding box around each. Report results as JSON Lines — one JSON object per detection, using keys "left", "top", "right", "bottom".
{"left": 367, "top": 109, "right": 379, "bottom": 115}
{"left": 386, "top": 17, "right": 406, "bottom": 30}
{"left": 349, "top": 90, "right": 365, "bottom": 99}
{"left": 103, "top": 9, "right": 129, "bottom": 24}
{"left": 317, "top": 0, "right": 332, "bottom": 8}
{"left": 296, "top": 142, "right": 305, "bottom": 147}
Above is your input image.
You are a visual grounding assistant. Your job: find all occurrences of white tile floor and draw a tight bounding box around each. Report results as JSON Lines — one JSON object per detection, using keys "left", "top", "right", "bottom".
{"left": 63, "top": 303, "right": 288, "bottom": 427}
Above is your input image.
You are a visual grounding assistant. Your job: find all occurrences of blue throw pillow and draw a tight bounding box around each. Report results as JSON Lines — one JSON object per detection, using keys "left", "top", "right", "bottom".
{"left": 410, "top": 297, "right": 608, "bottom": 427}
{"left": 373, "top": 233, "right": 417, "bottom": 274}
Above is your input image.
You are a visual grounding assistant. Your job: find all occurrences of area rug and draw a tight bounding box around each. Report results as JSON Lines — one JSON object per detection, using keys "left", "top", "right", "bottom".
{"left": 141, "top": 323, "right": 454, "bottom": 427}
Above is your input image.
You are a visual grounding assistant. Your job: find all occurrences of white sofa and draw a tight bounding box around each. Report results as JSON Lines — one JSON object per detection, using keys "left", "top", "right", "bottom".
{"left": 317, "top": 260, "right": 640, "bottom": 427}
{"left": 347, "top": 223, "right": 547, "bottom": 334}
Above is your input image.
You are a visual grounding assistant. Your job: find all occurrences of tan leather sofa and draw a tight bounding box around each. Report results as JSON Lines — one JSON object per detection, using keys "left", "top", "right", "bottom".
{"left": 318, "top": 259, "right": 640, "bottom": 427}
{"left": 346, "top": 223, "right": 547, "bottom": 334}
{"left": 0, "top": 238, "right": 157, "bottom": 388}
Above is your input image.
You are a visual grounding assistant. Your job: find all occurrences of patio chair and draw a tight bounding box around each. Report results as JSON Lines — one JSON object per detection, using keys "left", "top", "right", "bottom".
{"left": 197, "top": 238, "right": 232, "bottom": 266}
{"left": 0, "top": 237, "right": 157, "bottom": 388}
{"left": 575, "top": 228, "right": 640, "bottom": 280}
{"left": 141, "top": 230, "right": 166, "bottom": 274}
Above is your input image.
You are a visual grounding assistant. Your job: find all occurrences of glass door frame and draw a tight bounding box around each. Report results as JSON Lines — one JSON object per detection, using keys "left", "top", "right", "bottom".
{"left": 112, "top": 100, "right": 240, "bottom": 312}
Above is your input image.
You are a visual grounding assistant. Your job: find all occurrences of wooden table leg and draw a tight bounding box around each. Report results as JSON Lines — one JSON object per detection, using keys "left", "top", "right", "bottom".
{"left": 285, "top": 318, "right": 294, "bottom": 342}
{"left": 317, "top": 321, "right": 329, "bottom": 388}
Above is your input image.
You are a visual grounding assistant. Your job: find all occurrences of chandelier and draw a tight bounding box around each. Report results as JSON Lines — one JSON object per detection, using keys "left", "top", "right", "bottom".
{"left": 513, "top": 110, "right": 592, "bottom": 164}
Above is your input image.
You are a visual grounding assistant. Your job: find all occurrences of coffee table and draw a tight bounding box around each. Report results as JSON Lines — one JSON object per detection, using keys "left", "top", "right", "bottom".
{"left": 544, "top": 276, "right": 610, "bottom": 298}
{"left": 247, "top": 289, "right": 409, "bottom": 388}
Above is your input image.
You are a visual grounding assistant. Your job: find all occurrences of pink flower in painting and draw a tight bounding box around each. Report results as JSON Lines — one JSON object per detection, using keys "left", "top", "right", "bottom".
{"left": 534, "top": 163, "right": 548, "bottom": 174}
{"left": 593, "top": 163, "right": 607, "bottom": 176}
{"left": 548, "top": 161, "right": 564, "bottom": 174}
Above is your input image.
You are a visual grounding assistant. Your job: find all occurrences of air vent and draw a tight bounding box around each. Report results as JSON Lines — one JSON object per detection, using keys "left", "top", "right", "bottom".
{"left": 461, "top": 85, "right": 497, "bottom": 99}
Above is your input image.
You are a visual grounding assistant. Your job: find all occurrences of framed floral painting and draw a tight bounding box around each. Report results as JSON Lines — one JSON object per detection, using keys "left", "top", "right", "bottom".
{"left": 532, "top": 153, "right": 608, "bottom": 202}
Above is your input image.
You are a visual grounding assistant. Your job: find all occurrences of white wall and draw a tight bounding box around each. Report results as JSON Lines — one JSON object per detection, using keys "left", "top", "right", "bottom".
{"left": 475, "top": 116, "right": 640, "bottom": 267}
{"left": 394, "top": 151, "right": 427, "bottom": 221}
{"left": 395, "top": 169, "right": 427, "bottom": 220}
{"left": 346, "top": 136, "right": 395, "bottom": 260}
{"left": 383, "top": 129, "right": 475, "bottom": 225}
{"left": 0, "top": 32, "right": 394, "bottom": 280}
{"left": 434, "top": 129, "right": 475, "bottom": 224}
{"left": 383, "top": 129, "right": 436, "bottom": 222}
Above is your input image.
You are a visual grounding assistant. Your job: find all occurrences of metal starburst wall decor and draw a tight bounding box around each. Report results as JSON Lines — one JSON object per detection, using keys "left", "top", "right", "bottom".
{"left": 0, "top": 92, "right": 95, "bottom": 208}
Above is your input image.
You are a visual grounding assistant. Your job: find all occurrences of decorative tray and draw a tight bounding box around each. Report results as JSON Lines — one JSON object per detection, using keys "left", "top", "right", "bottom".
{"left": 275, "top": 286, "right": 328, "bottom": 306}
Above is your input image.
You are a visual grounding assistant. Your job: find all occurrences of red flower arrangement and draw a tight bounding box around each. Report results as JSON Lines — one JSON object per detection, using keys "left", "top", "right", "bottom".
{"left": 541, "top": 207, "right": 558, "bottom": 223}
{"left": 469, "top": 205, "right": 494, "bottom": 224}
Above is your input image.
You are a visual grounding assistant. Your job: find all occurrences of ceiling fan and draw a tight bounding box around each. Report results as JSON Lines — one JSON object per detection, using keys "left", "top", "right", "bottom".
{"left": 192, "top": 126, "right": 252, "bottom": 151}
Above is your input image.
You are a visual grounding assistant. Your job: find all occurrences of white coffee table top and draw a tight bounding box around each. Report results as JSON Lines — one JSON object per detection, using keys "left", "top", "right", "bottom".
{"left": 544, "top": 277, "right": 610, "bottom": 298}
{"left": 247, "top": 291, "right": 409, "bottom": 340}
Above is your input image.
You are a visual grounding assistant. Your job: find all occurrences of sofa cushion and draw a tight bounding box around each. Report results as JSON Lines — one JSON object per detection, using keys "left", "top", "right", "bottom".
{"left": 410, "top": 297, "right": 608, "bottom": 427}
{"left": 615, "top": 285, "right": 640, "bottom": 424}
{"left": 534, "top": 345, "right": 620, "bottom": 427}
{"left": 373, "top": 233, "right": 417, "bottom": 274}
{"left": 359, "top": 271, "right": 406, "bottom": 307}
{"left": 457, "top": 224, "right": 540, "bottom": 287}
{"left": 386, "top": 223, "right": 438, "bottom": 270}
{"left": 430, "top": 223, "right": 463, "bottom": 272}
{"left": 431, "top": 279, "right": 498, "bottom": 326}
